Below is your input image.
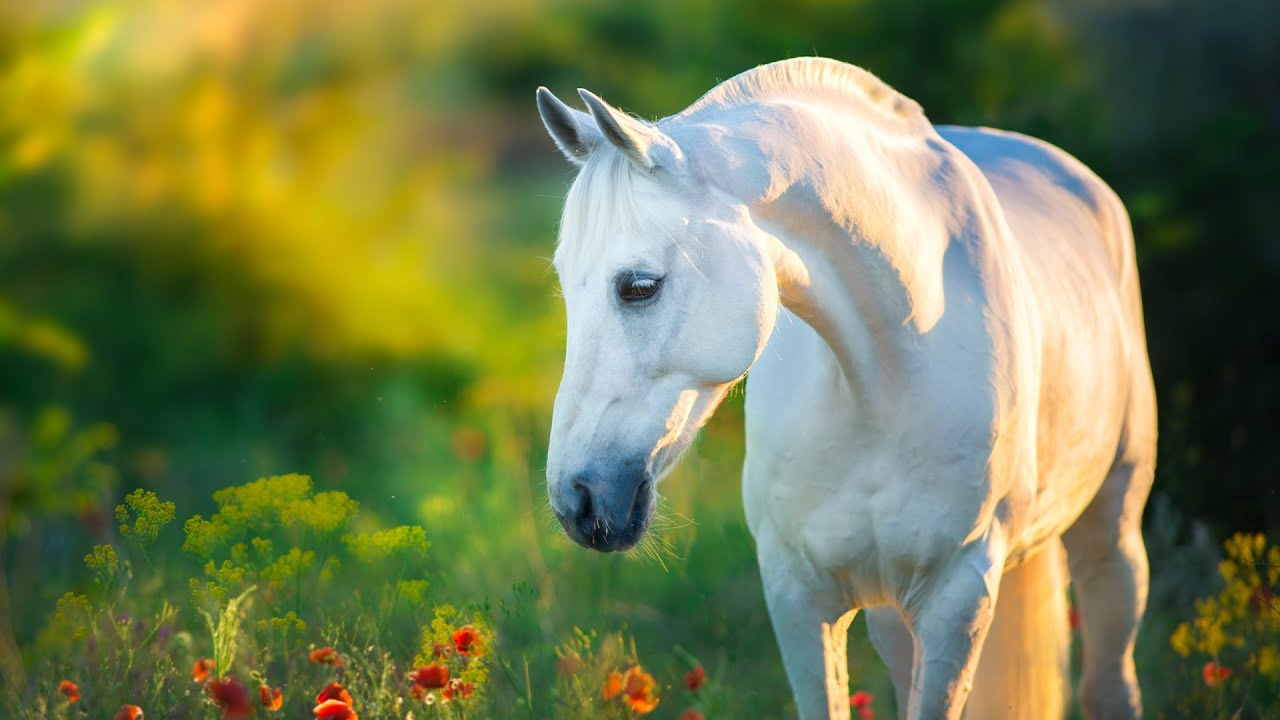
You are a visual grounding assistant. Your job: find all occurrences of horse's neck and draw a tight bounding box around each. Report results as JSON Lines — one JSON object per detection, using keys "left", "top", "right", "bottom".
{"left": 706, "top": 100, "right": 980, "bottom": 410}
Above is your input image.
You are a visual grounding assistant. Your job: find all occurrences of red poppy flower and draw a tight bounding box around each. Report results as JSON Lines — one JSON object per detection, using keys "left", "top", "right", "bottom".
{"left": 112, "top": 705, "right": 144, "bottom": 720}
{"left": 684, "top": 665, "right": 706, "bottom": 691}
{"left": 850, "top": 690, "right": 875, "bottom": 720}
{"left": 259, "top": 684, "right": 283, "bottom": 711}
{"left": 409, "top": 684, "right": 426, "bottom": 701}
{"left": 1203, "top": 661, "right": 1233, "bottom": 687}
{"left": 313, "top": 699, "right": 358, "bottom": 720}
{"left": 621, "top": 665, "right": 660, "bottom": 714}
{"left": 193, "top": 658, "right": 216, "bottom": 683}
{"left": 409, "top": 663, "right": 450, "bottom": 689}
{"left": 316, "top": 682, "right": 354, "bottom": 705}
{"left": 432, "top": 641, "right": 453, "bottom": 659}
{"left": 452, "top": 625, "right": 481, "bottom": 656}
{"left": 207, "top": 677, "right": 253, "bottom": 719}
{"left": 678, "top": 710, "right": 706, "bottom": 720}
{"left": 58, "top": 680, "right": 80, "bottom": 703}
{"left": 309, "top": 646, "right": 343, "bottom": 667}
{"left": 602, "top": 671, "right": 623, "bottom": 700}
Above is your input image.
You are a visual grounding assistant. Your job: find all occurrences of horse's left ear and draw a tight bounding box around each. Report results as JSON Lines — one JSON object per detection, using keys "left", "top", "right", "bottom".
{"left": 537, "top": 87, "right": 601, "bottom": 166}
{"left": 577, "top": 89, "right": 683, "bottom": 174}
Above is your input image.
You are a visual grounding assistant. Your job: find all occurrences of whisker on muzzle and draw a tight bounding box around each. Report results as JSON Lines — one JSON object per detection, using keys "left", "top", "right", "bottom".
{"left": 537, "top": 499, "right": 563, "bottom": 533}
{"left": 625, "top": 496, "right": 694, "bottom": 569}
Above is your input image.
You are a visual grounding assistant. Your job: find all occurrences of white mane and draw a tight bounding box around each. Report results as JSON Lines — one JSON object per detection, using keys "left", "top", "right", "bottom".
{"left": 667, "top": 57, "right": 928, "bottom": 130}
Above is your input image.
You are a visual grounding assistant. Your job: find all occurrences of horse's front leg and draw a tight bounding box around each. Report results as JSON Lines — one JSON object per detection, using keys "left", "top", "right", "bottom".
{"left": 900, "top": 533, "right": 1006, "bottom": 720}
{"left": 757, "top": 529, "right": 858, "bottom": 720}
{"left": 865, "top": 606, "right": 914, "bottom": 714}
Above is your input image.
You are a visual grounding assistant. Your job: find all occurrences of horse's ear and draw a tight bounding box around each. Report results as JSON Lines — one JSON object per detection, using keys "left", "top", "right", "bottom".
{"left": 537, "top": 86, "right": 601, "bottom": 166}
{"left": 577, "top": 89, "right": 682, "bottom": 174}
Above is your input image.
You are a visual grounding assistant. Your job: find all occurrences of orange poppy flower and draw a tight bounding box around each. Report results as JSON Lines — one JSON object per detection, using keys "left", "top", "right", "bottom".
{"left": 259, "top": 684, "right": 283, "bottom": 711}
{"left": 677, "top": 710, "right": 705, "bottom": 720}
{"left": 309, "top": 646, "right": 343, "bottom": 667}
{"left": 850, "top": 690, "right": 874, "bottom": 720}
{"left": 684, "top": 665, "right": 705, "bottom": 692}
{"left": 409, "top": 684, "right": 427, "bottom": 701}
{"left": 113, "top": 705, "right": 144, "bottom": 720}
{"left": 602, "top": 671, "right": 623, "bottom": 700}
{"left": 409, "top": 663, "right": 449, "bottom": 690}
{"left": 621, "top": 665, "right": 660, "bottom": 714}
{"left": 193, "top": 658, "right": 216, "bottom": 683}
{"left": 452, "top": 625, "right": 481, "bottom": 656}
{"left": 316, "top": 682, "right": 354, "bottom": 705}
{"left": 58, "top": 680, "right": 80, "bottom": 703}
{"left": 313, "top": 699, "right": 358, "bottom": 720}
{"left": 207, "top": 677, "right": 253, "bottom": 719}
{"left": 441, "top": 678, "right": 475, "bottom": 702}
{"left": 1203, "top": 661, "right": 1233, "bottom": 687}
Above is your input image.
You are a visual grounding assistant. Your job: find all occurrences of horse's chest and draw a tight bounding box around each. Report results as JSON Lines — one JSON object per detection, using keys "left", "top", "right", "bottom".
{"left": 741, "top": 317, "right": 990, "bottom": 590}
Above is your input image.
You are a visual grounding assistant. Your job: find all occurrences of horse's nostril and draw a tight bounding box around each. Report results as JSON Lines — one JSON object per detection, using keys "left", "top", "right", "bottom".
{"left": 555, "top": 466, "right": 651, "bottom": 552}
{"left": 571, "top": 481, "right": 594, "bottom": 523}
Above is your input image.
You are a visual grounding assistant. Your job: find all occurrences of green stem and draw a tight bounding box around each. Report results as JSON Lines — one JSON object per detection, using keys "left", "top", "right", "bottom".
{"left": 293, "top": 546, "right": 304, "bottom": 619}
{"left": 384, "top": 555, "right": 404, "bottom": 636}
{"left": 102, "top": 599, "right": 138, "bottom": 672}
{"left": 489, "top": 646, "right": 537, "bottom": 720}
{"left": 0, "top": 524, "right": 26, "bottom": 692}
{"left": 130, "top": 601, "right": 173, "bottom": 655}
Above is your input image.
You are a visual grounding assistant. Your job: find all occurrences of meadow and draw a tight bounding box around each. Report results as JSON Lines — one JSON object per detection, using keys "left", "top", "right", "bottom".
{"left": 1, "top": 1, "right": 1278, "bottom": 718}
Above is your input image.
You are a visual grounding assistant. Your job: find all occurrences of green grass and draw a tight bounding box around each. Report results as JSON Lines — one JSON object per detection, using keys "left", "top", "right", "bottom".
{"left": 7, "top": 373, "right": 1268, "bottom": 719}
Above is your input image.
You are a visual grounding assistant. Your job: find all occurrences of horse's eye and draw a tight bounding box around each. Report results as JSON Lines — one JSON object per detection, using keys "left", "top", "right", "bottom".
{"left": 617, "top": 274, "right": 662, "bottom": 303}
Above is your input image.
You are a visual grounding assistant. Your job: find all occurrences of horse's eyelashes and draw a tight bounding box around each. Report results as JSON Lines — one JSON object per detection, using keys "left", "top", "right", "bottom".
{"left": 616, "top": 273, "right": 663, "bottom": 304}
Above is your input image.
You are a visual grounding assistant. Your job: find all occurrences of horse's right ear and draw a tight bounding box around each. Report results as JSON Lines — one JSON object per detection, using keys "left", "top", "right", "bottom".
{"left": 537, "top": 87, "right": 600, "bottom": 166}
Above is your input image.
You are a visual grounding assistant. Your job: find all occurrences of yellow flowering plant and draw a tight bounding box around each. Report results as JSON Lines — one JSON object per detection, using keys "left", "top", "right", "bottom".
{"left": 2, "top": 474, "right": 501, "bottom": 718}
{"left": 1170, "top": 532, "right": 1280, "bottom": 713}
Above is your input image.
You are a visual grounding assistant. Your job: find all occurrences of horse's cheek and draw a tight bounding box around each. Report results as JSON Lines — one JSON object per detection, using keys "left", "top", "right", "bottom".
{"left": 690, "top": 253, "right": 776, "bottom": 382}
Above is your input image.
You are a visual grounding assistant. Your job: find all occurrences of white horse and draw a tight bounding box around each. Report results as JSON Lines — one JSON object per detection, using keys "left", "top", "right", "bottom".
{"left": 536, "top": 58, "right": 1155, "bottom": 720}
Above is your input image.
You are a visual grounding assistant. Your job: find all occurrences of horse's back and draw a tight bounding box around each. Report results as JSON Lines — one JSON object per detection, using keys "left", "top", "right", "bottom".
{"left": 938, "top": 125, "right": 1140, "bottom": 318}
{"left": 939, "top": 125, "right": 1156, "bottom": 550}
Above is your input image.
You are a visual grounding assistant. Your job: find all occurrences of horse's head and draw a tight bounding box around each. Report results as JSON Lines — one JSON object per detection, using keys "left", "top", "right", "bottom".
{"left": 536, "top": 87, "right": 779, "bottom": 552}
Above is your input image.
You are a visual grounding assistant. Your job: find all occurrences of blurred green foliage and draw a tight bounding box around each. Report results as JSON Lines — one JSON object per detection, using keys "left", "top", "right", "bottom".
{"left": 0, "top": 0, "right": 1276, "bottom": 716}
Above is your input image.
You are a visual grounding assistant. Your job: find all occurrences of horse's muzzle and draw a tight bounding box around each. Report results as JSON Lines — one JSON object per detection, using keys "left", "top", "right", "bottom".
{"left": 551, "top": 457, "right": 653, "bottom": 552}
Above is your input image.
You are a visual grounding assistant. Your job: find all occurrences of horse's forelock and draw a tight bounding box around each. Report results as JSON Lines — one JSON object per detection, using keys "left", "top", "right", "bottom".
{"left": 554, "top": 150, "right": 652, "bottom": 269}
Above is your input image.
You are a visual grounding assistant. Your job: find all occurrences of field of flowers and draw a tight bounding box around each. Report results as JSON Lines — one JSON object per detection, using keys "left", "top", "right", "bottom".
{"left": 6, "top": 468, "right": 815, "bottom": 719}
{"left": 8, "top": 440, "right": 1280, "bottom": 718}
